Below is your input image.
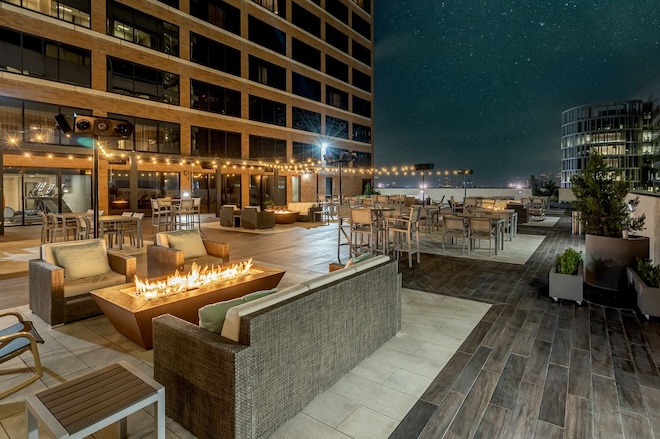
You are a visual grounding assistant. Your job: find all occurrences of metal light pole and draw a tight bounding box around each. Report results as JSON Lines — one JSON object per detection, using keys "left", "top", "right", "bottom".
{"left": 414, "top": 163, "right": 434, "bottom": 206}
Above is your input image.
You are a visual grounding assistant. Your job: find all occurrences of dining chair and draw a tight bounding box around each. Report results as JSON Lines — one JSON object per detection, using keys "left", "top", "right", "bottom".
{"left": 192, "top": 197, "right": 202, "bottom": 228}
{"left": 468, "top": 217, "right": 495, "bottom": 256}
{"left": 38, "top": 211, "right": 54, "bottom": 243}
{"left": 442, "top": 216, "right": 468, "bottom": 253}
{"left": 174, "top": 199, "right": 195, "bottom": 230}
{"left": 75, "top": 214, "right": 90, "bottom": 240}
{"left": 350, "top": 208, "right": 375, "bottom": 257}
{"left": 385, "top": 206, "right": 421, "bottom": 268}
{"left": 337, "top": 205, "right": 352, "bottom": 262}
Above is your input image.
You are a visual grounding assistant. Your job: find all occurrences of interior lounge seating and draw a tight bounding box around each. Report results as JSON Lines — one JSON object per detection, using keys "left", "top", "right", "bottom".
{"left": 241, "top": 206, "right": 275, "bottom": 229}
{"left": 147, "top": 228, "right": 230, "bottom": 278}
{"left": 0, "top": 311, "right": 44, "bottom": 399}
{"left": 153, "top": 255, "right": 399, "bottom": 439}
{"left": 29, "top": 239, "right": 137, "bottom": 326}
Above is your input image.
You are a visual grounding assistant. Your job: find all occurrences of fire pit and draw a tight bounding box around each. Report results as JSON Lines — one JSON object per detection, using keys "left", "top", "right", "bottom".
{"left": 273, "top": 210, "right": 299, "bottom": 224}
{"left": 91, "top": 259, "right": 285, "bottom": 349}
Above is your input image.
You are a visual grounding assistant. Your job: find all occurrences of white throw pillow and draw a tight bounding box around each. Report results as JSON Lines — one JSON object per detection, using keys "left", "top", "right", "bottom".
{"left": 166, "top": 228, "right": 208, "bottom": 259}
{"left": 53, "top": 241, "right": 112, "bottom": 280}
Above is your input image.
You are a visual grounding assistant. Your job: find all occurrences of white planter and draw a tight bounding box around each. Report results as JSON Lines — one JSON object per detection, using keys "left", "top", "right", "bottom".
{"left": 626, "top": 266, "right": 660, "bottom": 319}
{"left": 549, "top": 263, "right": 583, "bottom": 305}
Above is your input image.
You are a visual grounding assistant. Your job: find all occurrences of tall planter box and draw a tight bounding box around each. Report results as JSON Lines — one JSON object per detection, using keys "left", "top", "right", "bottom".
{"left": 585, "top": 234, "right": 649, "bottom": 291}
{"left": 626, "top": 266, "right": 660, "bottom": 319}
{"left": 549, "top": 263, "right": 583, "bottom": 305}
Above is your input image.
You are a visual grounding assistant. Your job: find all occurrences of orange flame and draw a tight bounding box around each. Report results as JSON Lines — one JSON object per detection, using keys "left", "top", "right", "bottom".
{"left": 134, "top": 258, "right": 254, "bottom": 300}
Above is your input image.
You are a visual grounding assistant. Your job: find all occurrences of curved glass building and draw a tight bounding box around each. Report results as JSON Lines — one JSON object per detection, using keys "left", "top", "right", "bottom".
{"left": 561, "top": 100, "right": 653, "bottom": 189}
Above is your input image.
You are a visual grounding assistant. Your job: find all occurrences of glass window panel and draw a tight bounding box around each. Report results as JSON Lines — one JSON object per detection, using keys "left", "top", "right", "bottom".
{"left": 24, "top": 101, "right": 58, "bottom": 144}
{"left": 0, "top": 27, "right": 23, "bottom": 73}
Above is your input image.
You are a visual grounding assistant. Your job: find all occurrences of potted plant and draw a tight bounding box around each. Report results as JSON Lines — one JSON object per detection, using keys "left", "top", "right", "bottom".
{"left": 571, "top": 151, "right": 648, "bottom": 293}
{"left": 549, "top": 248, "right": 584, "bottom": 304}
{"left": 626, "top": 258, "right": 660, "bottom": 319}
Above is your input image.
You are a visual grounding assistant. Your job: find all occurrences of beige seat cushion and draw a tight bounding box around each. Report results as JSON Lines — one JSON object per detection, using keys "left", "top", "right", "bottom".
{"left": 162, "top": 228, "right": 207, "bottom": 259}
{"left": 52, "top": 240, "right": 112, "bottom": 280}
{"left": 63, "top": 270, "right": 127, "bottom": 297}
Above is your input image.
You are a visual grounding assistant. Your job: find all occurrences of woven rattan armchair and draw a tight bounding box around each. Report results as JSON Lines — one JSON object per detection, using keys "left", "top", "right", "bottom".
{"left": 147, "top": 229, "right": 230, "bottom": 278}
{"left": 29, "top": 239, "right": 137, "bottom": 326}
{"left": 241, "top": 207, "right": 275, "bottom": 229}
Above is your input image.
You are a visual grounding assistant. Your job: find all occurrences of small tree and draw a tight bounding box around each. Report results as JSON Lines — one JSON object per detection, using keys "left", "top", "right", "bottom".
{"left": 571, "top": 152, "right": 645, "bottom": 237}
{"left": 363, "top": 183, "right": 380, "bottom": 196}
{"left": 543, "top": 180, "right": 559, "bottom": 199}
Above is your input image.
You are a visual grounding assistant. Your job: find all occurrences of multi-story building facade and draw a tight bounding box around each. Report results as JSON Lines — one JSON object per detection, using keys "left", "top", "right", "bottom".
{"left": 560, "top": 100, "right": 652, "bottom": 189}
{"left": 0, "top": 0, "right": 374, "bottom": 229}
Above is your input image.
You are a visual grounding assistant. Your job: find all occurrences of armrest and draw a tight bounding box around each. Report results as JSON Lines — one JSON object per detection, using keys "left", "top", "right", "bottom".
{"left": 107, "top": 252, "right": 137, "bottom": 281}
{"left": 153, "top": 314, "right": 251, "bottom": 439}
{"left": 204, "top": 240, "right": 230, "bottom": 262}
{"left": 147, "top": 245, "right": 184, "bottom": 278}
{"left": 28, "top": 259, "right": 65, "bottom": 326}
{"left": 0, "top": 311, "right": 24, "bottom": 322}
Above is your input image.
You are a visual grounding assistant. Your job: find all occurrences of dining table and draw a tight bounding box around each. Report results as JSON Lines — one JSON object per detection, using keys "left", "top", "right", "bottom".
{"left": 455, "top": 212, "right": 505, "bottom": 255}
{"left": 468, "top": 208, "right": 518, "bottom": 240}
{"left": 98, "top": 215, "right": 143, "bottom": 249}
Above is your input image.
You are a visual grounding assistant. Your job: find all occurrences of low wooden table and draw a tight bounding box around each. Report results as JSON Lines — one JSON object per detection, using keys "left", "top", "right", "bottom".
{"left": 26, "top": 361, "right": 164, "bottom": 439}
{"left": 91, "top": 263, "right": 285, "bottom": 349}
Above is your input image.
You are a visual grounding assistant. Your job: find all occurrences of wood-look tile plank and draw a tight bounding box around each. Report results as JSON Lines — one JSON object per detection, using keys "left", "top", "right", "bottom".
{"left": 473, "top": 404, "right": 511, "bottom": 439}
{"left": 389, "top": 400, "right": 438, "bottom": 439}
{"left": 631, "top": 342, "right": 660, "bottom": 390}
{"left": 481, "top": 316, "right": 508, "bottom": 349}
{"left": 536, "top": 312, "right": 558, "bottom": 343}
{"left": 481, "top": 304, "right": 505, "bottom": 323}
{"left": 640, "top": 385, "right": 660, "bottom": 439}
{"left": 452, "top": 346, "right": 492, "bottom": 394}
{"left": 512, "top": 321, "right": 539, "bottom": 357}
{"left": 502, "top": 380, "right": 544, "bottom": 439}
{"left": 621, "top": 315, "right": 646, "bottom": 345}
{"left": 613, "top": 356, "right": 647, "bottom": 416}
{"left": 568, "top": 348, "right": 591, "bottom": 399}
{"left": 590, "top": 317, "right": 607, "bottom": 336}
{"left": 534, "top": 420, "right": 564, "bottom": 439}
{"left": 608, "top": 322, "right": 632, "bottom": 360}
{"left": 444, "top": 370, "right": 499, "bottom": 439}
{"left": 522, "top": 339, "right": 552, "bottom": 385}
{"left": 418, "top": 391, "right": 464, "bottom": 439}
{"left": 591, "top": 334, "right": 614, "bottom": 378}
{"left": 490, "top": 354, "right": 527, "bottom": 410}
{"left": 549, "top": 328, "right": 571, "bottom": 367}
{"left": 556, "top": 302, "right": 574, "bottom": 331}
{"left": 564, "top": 395, "right": 592, "bottom": 439}
{"left": 593, "top": 408, "right": 624, "bottom": 439}
{"left": 420, "top": 351, "right": 471, "bottom": 405}
{"left": 620, "top": 409, "right": 654, "bottom": 439}
{"left": 458, "top": 320, "right": 493, "bottom": 355}
{"left": 484, "top": 325, "right": 518, "bottom": 373}
{"left": 571, "top": 316, "right": 590, "bottom": 351}
{"left": 592, "top": 375, "right": 620, "bottom": 412}
{"left": 538, "top": 364, "right": 569, "bottom": 427}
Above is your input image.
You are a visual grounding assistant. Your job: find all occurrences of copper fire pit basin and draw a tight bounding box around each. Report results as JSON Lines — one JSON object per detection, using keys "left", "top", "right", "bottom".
{"left": 91, "top": 262, "right": 285, "bottom": 349}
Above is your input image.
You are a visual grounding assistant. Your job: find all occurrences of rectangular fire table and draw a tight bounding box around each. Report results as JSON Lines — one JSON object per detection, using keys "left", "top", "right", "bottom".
{"left": 91, "top": 263, "right": 285, "bottom": 349}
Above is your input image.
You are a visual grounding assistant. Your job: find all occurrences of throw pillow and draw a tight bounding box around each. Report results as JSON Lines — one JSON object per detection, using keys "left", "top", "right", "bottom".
{"left": 53, "top": 241, "right": 112, "bottom": 280}
{"left": 345, "top": 252, "right": 372, "bottom": 268}
{"left": 242, "top": 288, "right": 277, "bottom": 302}
{"left": 199, "top": 298, "right": 244, "bottom": 333}
{"left": 166, "top": 228, "right": 208, "bottom": 259}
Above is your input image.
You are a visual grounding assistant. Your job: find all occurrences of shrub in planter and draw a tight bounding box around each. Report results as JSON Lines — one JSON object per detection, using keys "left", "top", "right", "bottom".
{"left": 626, "top": 258, "right": 660, "bottom": 319}
{"left": 549, "top": 248, "right": 583, "bottom": 304}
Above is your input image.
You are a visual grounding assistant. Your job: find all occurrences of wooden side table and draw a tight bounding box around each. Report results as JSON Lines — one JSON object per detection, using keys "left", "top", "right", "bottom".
{"left": 26, "top": 361, "right": 165, "bottom": 439}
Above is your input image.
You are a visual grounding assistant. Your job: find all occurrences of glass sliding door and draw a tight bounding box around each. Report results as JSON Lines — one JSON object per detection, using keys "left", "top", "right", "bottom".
{"left": 192, "top": 172, "right": 217, "bottom": 213}
{"left": 221, "top": 174, "right": 241, "bottom": 207}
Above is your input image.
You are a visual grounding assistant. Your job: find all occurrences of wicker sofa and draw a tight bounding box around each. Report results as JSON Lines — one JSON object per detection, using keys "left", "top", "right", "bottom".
{"left": 153, "top": 255, "right": 399, "bottom": 439}
{"left": 29, "top": 239, "right": 136, "bottom": 326}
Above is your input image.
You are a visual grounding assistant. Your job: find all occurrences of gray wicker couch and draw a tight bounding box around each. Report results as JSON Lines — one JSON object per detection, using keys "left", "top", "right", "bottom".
{"left": 153, "top": 256, "right": 400, "bottom": 439}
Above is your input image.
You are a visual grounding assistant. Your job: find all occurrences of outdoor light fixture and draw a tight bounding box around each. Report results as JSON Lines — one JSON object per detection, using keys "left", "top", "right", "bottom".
{"left": 457, "top": 169, "right": 474, "bottom": 198}
{"left": 323, "top": 151, "right": 355, "bottom": 204}
{"left": 414, "top": 164, "right": 434, "bottom": 205}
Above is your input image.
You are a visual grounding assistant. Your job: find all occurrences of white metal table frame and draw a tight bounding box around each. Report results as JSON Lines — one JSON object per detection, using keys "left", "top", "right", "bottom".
{"left": 25, "top": 361, "right": 165, "bottom": 439}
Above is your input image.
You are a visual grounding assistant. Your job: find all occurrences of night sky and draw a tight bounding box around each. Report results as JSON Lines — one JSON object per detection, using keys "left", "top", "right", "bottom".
{"left": 373, "top": 0, "right": 660, "bottom": 187}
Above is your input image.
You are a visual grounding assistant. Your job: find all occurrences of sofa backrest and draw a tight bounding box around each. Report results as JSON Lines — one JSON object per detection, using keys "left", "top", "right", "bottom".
{"left": 155, "top": 228, "right": 202, "bottom": 247}
{"left": 286, "top": 202, "right": 317, "bottom": 213}
{"left": 41, "top": 238, "right": 107, "bottom": 266}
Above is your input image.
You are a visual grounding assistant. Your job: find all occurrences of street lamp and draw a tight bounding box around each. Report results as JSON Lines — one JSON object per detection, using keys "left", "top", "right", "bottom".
{"left": 457, "top": 169, "right": 474, "bottom": 199}
{"left": 414, "top": 163, "right": 434, "bottom": 205}
{"left": 323, "top": 151, "right": 355, "bottom": 205}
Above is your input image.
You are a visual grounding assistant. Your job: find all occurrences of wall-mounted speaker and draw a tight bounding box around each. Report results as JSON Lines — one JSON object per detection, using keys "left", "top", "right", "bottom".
{"left": 55, "top": 115, "right": 134, "bottom": 138}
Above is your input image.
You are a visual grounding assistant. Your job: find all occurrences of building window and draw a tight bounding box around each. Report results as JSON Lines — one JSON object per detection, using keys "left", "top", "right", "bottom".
{"left": 325, "top": 55, "right": 348, "bottom": 82}
{"left": 291, "top": 2, "right": 320, "bottom": 37}
{"left": 352, "top": 12, "right": 371, "bottom": 40}
{"left": 292, "top": 73, "right": 321, "bottom": 101}
{"left": 292, "top": 38, "right": 321, "bottom": 70}
{"left": 326, "top": 86, "right": 348, "bottom": 110}
{"left": 0, "top": 27, "right": 91, "bottom": 87}
{"left": 293, "top": 141, "right": 322, "bottom": 163}
{"left": 326, "top": 116, "right": 348, "bottom": 139}
{"left": 292, "top": 107, "right": 321, "bottom": 133}
{"left": 325, "top": 23, "right": 348, "bottom": 53}
{"left": 249, "top": 56, "right": 286, "bottom": 90}
{"left": 191, "top": 79, "right": 241, "bottom": 117}
{"left": 190, "top": 32, "right": 240, "bottom": 76}
{"left": 158, "top": 0, "right": 178, "bottom": 7}
{"left": 351, "top": 0, "right": 370, "bottom": 14}
{"left": 352, "top": 123, "right": 371, "bottom": 143}
{"left": 353, "top": 151, "right": 372, "bottom": 167}
{"left": 352, "top": 68, "right": 371, "bottom": 92}
{"left": 108, "top": 113, "right": 180, "bottom": 154}
{"left": 107, "top": 1, "right": 179, "bottom": 56}
{"left": 249, "top": 135, "right": 286, "bottom": 160}
{"left": 190, "top": 0, "right": 240, "bottom": 35}
{"left": 252, "top": 0, "right": 285, "bottom": 17}
{"left": 107, "top": 57, "right": 179, "bottom": 104}
{"left": 191, "top": 126, "right": 241, "bottom": 158}
{"left": 325, "top": 0, "right": 348, "bottom": 24}
{"left": 352, "top": 40, "right": 371, "bottom": 66}
{"left": 4, "top": 0, "right": 91, "bottom": 27}
{"left": 352, "top": 95, "right": 371, "bottom": 117}
{"left": 248, "top": 16, "right": 286, "bottom": 55}
{"left": 249, "top": 96, "right": 286, "bottom": 126}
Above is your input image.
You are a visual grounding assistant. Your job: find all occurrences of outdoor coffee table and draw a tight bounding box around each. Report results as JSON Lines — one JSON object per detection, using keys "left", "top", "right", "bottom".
{"left": 274, "top": 211, "right": 299, "bottom": 224}
{"left": 26, "top": 361, "right": 165, "bottom": 439}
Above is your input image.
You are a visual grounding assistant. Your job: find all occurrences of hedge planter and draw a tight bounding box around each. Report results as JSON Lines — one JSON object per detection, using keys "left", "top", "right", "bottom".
{"left": 549, "top": 263, "right": 583, "bottom": 305}
{"left": 626, "top": 266, "right": 660, "bottom": 320}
